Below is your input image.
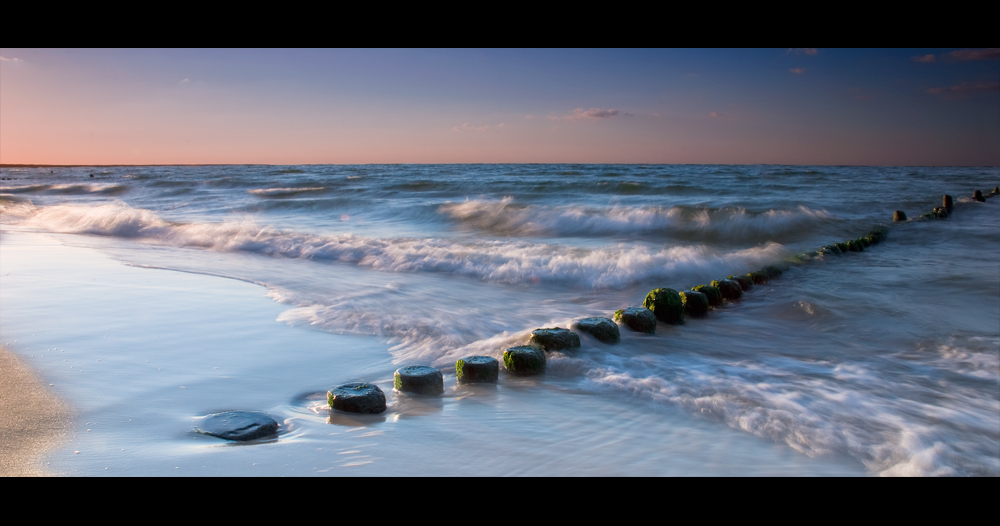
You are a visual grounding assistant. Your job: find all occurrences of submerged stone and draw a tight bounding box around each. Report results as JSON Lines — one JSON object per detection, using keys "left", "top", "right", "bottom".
{"left": 728, "top": 275, "right": 753, "bottom": 291}
{"left": 821, "top": 244, "right": 843, "bottom": 255}
{"left": 643, "top": 288, "right": 685, "bottom": 325}
{"left": 195, "top": 410, "right": 279, "bottom": 442}
{"left": 893, "top": 210, "right": 907, "bottom": 222}
{"left": 691, "top": 284, "right": 723, "bottom": 307}
{"left": 711, "top": 279, "right": 743, "bottom": 301}
{"left": 530, "top": 327, "right": 580, "bottom": 352}
{"left": 932, "top": 207, "right": 948, "bottom": 219}
{"left": 503, "top": 345, "right": 546, "bottom": 375}
{"left": 679, "top": 290, "right": 709, "bottom": 317}
{"left": 574, "top": 317, "right": 621, "bottom": 343}
{"left": 836, "top": 242, "right": 851, "bottom": 253}
{"left": 328, "top": 382, "right": 387, "bottom": 414}
{"left": 748, "top": 271, "right": 769, "bottom": 285}
{"left": 613, "top": 307, "right": 656, "bottom": 334}
{"left": 762, "top": 265, "right": 784, "bottom": 278}
{"left": 455, "top": 356, "right": 499, "bottom": 384}
{"left": 394, "top": 365, "right": 444, "bottom": 395}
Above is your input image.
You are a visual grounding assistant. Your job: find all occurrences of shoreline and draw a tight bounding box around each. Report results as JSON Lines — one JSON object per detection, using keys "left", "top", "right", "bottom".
{"left": 0, "top": 344, "right": 68, "bottom": 477}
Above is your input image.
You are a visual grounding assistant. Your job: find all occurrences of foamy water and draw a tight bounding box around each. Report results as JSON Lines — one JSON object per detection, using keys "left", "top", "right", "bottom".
{"left": 1, "top": 164, "right": 997, "bottom": 476}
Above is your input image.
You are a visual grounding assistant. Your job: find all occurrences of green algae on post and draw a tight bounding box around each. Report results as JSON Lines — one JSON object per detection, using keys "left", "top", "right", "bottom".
{"left": 394, "top": 365, "right": 444, "bottom": 395}
{"left": 711, "top": 279, "right": 743, "bottom": 301}
{"left": 679, "top": 290, "right": 709, "bottom": 318}
{"left": 530, "top": 328, "right": 580, "bottom": 352}
{"left": 691, "top": 284, "right": 723, "bottom": 307}
{"left": 455, "top": 356, "right": 499, "bottom": 384}
{"left": 574, "top": 317, "right": 621, "bottom": 343}
{"left": 614, "top": 307, "right": 656, "bottom": 334}
{"left": 643, "top": 288, "right": 685, "bottom": 325}
{"left": 503, "top": 345, "right": 546, "bottom": 375}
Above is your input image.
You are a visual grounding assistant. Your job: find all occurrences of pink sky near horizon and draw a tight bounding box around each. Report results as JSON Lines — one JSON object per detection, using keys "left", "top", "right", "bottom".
{"left": 2, "top": 49, "right": 998, "bottom": 166}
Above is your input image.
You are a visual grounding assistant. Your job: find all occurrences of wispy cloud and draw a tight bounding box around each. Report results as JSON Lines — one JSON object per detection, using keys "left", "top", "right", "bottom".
{"left": 0, "top": 55, "right": 24, "bottom": 62}
{"left": 565, "top": 107, "right": 622, "bottom": 120}
{"left": 709, "top": 112, "right": 725, "bottom": 118}
{"left": 926, "top": 81, "right": 1000, "bottom": 98}
{"left": 914, "top": 48, "right": 1000, "bottom": 64}
{"left": 453, "top": 122, "right": 504, "bottom": 132}
{"left": 789, "top": 68, "right": 806, "bottom": 74}
{"left": 948, "top": 48, "right": 1000, "bottom": 61}
{"left": 786, "top": 48, "right": 818, "bottom": 56}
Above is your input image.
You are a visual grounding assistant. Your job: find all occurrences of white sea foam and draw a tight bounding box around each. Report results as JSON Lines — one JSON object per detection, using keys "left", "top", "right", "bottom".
{"left": 440, "top": 198, "right": 833, "bottom": 240}
{"left": 19, "top": 203, "right": 790, "bottom": 289}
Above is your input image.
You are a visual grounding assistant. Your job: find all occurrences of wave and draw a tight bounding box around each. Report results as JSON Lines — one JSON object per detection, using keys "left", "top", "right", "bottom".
{"left": 0, "top": 183, "right": 129, "bottom": 196}
{"left": 440, "top": 198, "right": 833, "bottom": 242}
{"left": 248, "top": 187, "right": 328, "bottom": 198}
{"left": 17, "top": 202, "right": 791, "bottom": 289}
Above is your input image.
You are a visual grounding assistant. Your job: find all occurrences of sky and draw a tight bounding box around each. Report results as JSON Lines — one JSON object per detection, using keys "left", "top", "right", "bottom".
{"left": 1, "top": 48, "right": 998, "bottom": 166}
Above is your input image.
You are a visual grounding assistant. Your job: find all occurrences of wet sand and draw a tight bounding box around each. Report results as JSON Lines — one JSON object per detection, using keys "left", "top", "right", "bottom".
{"left": 0, "top": 344, "right": 68, "bottom": 476}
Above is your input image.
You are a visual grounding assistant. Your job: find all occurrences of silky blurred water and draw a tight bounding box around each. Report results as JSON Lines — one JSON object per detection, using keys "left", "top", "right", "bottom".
{"left": 1, "top": 164, "right": 997, "bottom": 476}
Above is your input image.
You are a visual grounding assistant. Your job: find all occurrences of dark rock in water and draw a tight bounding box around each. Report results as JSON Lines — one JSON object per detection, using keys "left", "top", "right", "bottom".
{"left": 728, "top": 275, "right": 753, "bottom": 291}
{"left": 836, "top": 242, "right": 851, "bottom": 253}
{"left": 857, "top": 236, "right": 871, "bottom": 248}
{"left": 893, "top": 210, "right": 907, "bottom": 222}
{"left": 844, "top": 240, "right": 859, "bottom": 252}
{"left": 613, "top": 307, "right": 656, "bottom": 334}
{"left": 711, "top": 279, "right": 743, "bottom": 301}
{"left": 643, "top": 288, "right": 685, "bottom": 325}
{"left": 328, "top": 382, "right": 387, "bottom": 414}
{"left": 974, "top": 190, "right": 985, "bottom": 202}
{"left": 821, "top": 244, "right": 843, "bottom": 255}
{"left": 394, "top": 365, "right": 444, "bottom": 395}
{"left": 919, "top": 212, "right": 935, "bottom": 219}
{"left": 943, "top": 195, "right": 954, "bottom": 213}
{"left": 932, "top": 207, "right": 948, "bottom": 219}
{"left": 530, "top": 327, "right": 580, "bottom": 351}
{"left": 692, "top": 284, "right": 723, "bottom": 307}
{"left": 503, "top": 345, "right": 546, "bottom": 375}
{"left": 574, "top": 317, "right": 620, "bottom": 343}
{"left": 762, "top": 265, "right": 783, "bottom": 278}
{"left": 195, "top": 410, "right": 279, "bottom": 441}
{"left": 992, "top": 187, "right": 999, "bottom": 196}
{"left": 748, "top": 271, "right": 769, "bottom": 285}
{"left": 679, "top": 290, "right": 709, "bottom": 317}
{"left": 869, "top": 226, "right": 889, "bottom": 243}
{"left": 456, "top": 356, "right": 499, "bottom": 384}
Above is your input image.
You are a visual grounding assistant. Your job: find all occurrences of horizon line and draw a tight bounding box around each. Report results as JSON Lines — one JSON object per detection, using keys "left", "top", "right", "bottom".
{"left": 4, "top": 163, "right": 998, "bottom": 169}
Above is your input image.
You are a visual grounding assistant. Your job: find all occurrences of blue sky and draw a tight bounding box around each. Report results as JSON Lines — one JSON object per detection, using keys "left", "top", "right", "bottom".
{"left": 1, "top": 48, "right": 997, "bottom": 165}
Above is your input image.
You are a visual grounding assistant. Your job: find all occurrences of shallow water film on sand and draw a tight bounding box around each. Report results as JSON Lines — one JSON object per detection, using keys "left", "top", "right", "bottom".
{"left": 1, "top": 164, "right": 998, "bottom": 476}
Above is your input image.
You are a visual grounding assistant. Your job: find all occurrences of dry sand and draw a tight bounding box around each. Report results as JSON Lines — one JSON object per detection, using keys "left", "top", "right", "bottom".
{"left": 0, "top": 345, "right": 68, "bottom": 476}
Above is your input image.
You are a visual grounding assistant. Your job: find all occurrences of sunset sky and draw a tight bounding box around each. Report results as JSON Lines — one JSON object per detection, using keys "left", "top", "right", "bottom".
{"left": 1, "top": 48, "right": 998, "bottom": 166}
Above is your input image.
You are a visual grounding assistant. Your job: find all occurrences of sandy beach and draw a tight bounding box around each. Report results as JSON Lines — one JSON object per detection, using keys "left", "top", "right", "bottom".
{"left": 0, "top": 344, "right": 68, "bottom": 476}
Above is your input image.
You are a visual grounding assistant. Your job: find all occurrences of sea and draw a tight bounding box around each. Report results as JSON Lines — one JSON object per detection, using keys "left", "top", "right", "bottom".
{"left": 1, "top": 164, "right": 997, "bottom": 476}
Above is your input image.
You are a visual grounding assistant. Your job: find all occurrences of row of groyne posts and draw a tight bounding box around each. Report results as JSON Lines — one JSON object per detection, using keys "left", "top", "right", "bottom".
{"left": 195, "top": 187, "right": 999, "bottom": 442}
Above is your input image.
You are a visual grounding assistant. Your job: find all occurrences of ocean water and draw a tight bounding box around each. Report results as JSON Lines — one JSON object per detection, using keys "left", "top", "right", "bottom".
{"left": 1, "top": 164, "right": 997, "bottom": 476}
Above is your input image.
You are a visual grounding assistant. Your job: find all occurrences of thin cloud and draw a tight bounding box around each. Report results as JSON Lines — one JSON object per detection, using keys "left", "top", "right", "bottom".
{"left": 789, "top": 68, "right": 806, "bottom": 74}
{"left": 709, "top": 112, "right": 725, "bottom": 118}
{"left": 948, "top": 48, "right": 1000, "bottom": 61}
{"left": 453, "top": 122, "right": 504, "bottom": 132}
{"left": 912, "top": 54, "right": 936, "bottom": 63}
{"left": 0, "top": 55, "right": 24, "bottom": 62}
{"left": 926, "top": 81, "right": 1000, "bottom": 98}
{"left": 786, "top": 48, "right": 818, "bottom": 55}
{"left": 565, "top": 108, "right": 620, "bottom": 120}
